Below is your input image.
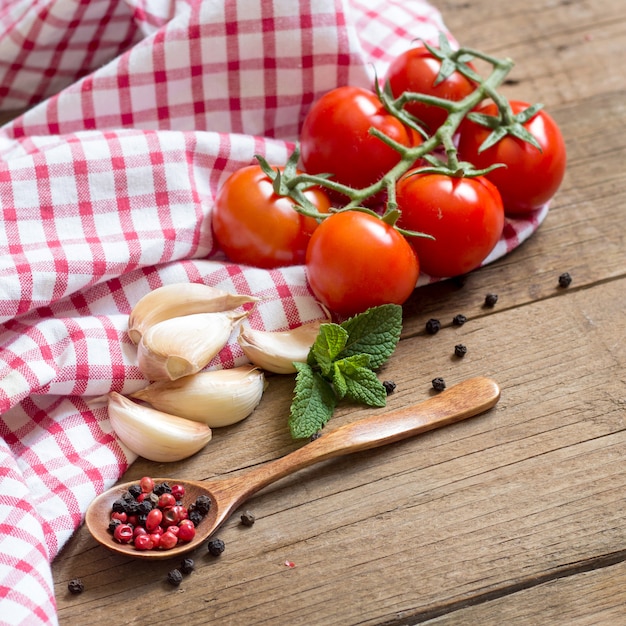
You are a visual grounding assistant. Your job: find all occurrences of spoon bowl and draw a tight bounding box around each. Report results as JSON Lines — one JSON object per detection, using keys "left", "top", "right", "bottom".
{"left": 86, "top": 376, "right": 500, "bottom": 560}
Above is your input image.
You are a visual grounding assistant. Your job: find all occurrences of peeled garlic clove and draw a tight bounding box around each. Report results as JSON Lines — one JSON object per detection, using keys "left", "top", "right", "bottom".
{"left": 237, "top": 320, "right": 324, "bottom": 374}
{"left": 137, "top": 310, "right": 248, "bottom": 381}
{"left": 130, "top": 366, "right": 265, "bottom": 427}
{"left": 128, "top": 283, "right": 258, "bottom": 344}
{"left": 107, "top": 392, "right": 212, "bottom": 462}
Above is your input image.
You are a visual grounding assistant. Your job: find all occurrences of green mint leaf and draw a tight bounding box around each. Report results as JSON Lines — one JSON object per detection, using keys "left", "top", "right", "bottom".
{"left": 331, "top": 354, "right": 371, "bottom": 399}
{"left": 288, "top": 362, "right": 337, "bottom": 439}
{"left": 338, "top": 304, "right": 402, "bottom": 369}
{"left": 335, "top": 361, "right": 387, "bottom": 407}
{"left": 308, "top": 322, "right": 349, "bottom": 376}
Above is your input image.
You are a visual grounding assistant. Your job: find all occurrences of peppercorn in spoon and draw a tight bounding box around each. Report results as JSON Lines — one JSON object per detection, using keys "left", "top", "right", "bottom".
{"left": 86, "top": 376, "right": 500, "bottom": 560}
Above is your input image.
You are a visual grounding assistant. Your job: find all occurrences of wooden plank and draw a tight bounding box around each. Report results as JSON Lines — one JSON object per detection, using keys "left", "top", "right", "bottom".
{"left": 421, "top": 559, "right": 626, "bottom": 625}
{"left": 53, "top": 277, "right": 626, "bottom": 624}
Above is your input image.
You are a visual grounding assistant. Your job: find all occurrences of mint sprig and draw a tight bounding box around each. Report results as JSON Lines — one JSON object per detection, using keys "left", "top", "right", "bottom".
{"left": 288, "top": 304, "right": 402, "bottom": 439}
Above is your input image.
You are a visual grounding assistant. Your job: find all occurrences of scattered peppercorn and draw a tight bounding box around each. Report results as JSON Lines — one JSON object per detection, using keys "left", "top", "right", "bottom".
{"left": 454, "top": 344, "right": 468, "bottom": 357}
{"left": 452, "top": 314, "right": 467, "bottom": 326}
{"left": 207, "top": 538, "right": 226, "bottom": 556}
{"left": 180, "top": 558, "right": 195, "bottom": 575}
{"left": 383, "top": 380, "right": 397, "bottom": 395}
{"left": 167, "top": 569, "right": 183, "bottom": 586}
{"left": 432, "top": 377, "right": 446, "bottom": 392}
{"left": 425, "top": 318, "right": 441, "bottom": 334}
{"left": 310, "top": 432, "right": 322, "bottom": 441}
{"left": 558, "top": 272, "right": 572, "bottom": 288}
{"left": 484, "top": 293, "right": 498, "bottom": 308}
{"left": 240, "top": 511, "right": 256, "bottom": 527}
{"left": 67, "top": 579, "right": 84, "bottom": 595}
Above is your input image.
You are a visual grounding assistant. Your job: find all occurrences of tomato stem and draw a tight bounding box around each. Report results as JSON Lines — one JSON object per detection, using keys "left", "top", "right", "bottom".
{"left": 267, "top": 35, "right": 532, "bottom": 222}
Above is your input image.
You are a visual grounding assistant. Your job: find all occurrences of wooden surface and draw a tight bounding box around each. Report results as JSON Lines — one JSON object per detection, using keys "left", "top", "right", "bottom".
{"left": 48, "top": 0, "right": 626, "bottom": 624}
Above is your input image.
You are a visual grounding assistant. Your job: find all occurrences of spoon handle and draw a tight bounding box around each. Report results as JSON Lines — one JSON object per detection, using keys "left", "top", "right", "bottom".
{"left": 220, "top": 376, "right": 499, "bottom": 507}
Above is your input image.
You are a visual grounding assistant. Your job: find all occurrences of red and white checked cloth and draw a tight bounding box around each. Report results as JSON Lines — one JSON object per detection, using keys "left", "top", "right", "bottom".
{"left": 0, "top": 1, "right": 548, "bottom": 623}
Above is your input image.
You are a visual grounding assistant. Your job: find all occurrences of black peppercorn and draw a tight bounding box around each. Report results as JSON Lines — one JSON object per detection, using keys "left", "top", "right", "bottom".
{"left": 180, "top": 558, "right": 195, "bottom": 575}
{"left": 454, "top": 344, "right": 467, "bottom": 357}
{"left": 310, "top": 432, "right": 322, "bottom": 441}
{"left": 167, "top": 569, "right": 183, "bottom": 586}
{"left": 207, "top": 538, "right": 226, "bottom": 556}
{"left": 452, "top": 314, "right": 467, "bottom": 326}
{"left": 425, "top": 318, "right": 441, "bottom": 334}
{"left": 107, "top": 518, "right": 122, "bottom": 533}
{"left": 240, "top": 511, "right": 256, "bottom": 527}
{"left": 383, "top": 380, "right": 396, "bottom": 395}
{"left": 67, "top": 579, "right": 84, "bottom": 595}
{"left": 194, "top": 494, "right": 212, "bottom": 515}
{"left": 188, "top": 509, "right": 203, "bottom": 526}
{"left": 558, "top": 272, "right": 572, "bottom": 288}
{"left": 111, "top": 498, "right": 126, "bottom": 513}
{"left": 432, "top": 377, "right": 446, "bottom": 392}
{"left": 127, "top": 484, "right": 142, "bottom": 499}
{"left": 484, "top": 293, "right": 498, "bottom": 307}
{"left": 153, "top": 482, "right": 172, "bottom": 496}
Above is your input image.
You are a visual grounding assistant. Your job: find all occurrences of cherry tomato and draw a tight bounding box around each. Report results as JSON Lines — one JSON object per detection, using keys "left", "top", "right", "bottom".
{"left": 299, "top": 86, "right": 422, "bottom": 192}
{"left": 385, "top": 43, "right": 477, "bottom": 134}
{"left": 212, "top": 164, "right": 331, "bottom": 269}
{"left": 396, "top": 172, "right": 504, "bottom": 278}
{"left": 305, "top": 211, "right": 419, "bottom": 317}
{"left": 457, "top": 100, "right": 567, "bottom": 215}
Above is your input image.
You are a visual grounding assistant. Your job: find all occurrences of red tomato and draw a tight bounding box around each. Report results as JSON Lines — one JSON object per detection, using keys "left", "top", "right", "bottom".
{"left": 299, "top": 86, "right": 422, "bottom": 192}
{"left": 305, "top": 211, "right": 419, "bottom": 317}
{"left": 385, "top": 43, "right": 477, "bottom": 134}
{"left": 212, "top": 164, "right": 331, "bottom": 269}
{"left": 457, "top": 100, "right": 567, "bottom": 215}
{"left": 396, "top": 172, "right": 504, "bottom": 278}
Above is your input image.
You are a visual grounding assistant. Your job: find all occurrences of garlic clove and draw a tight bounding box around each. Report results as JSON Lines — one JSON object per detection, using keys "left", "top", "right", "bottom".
{"left": 128, "top": 283, "right": 258, "bottom": 344}
{"left": 107, "top": 392, "right": 212, "bottom": 462}
{"left": 237, "top": 320, "right": 325, "bottom": 374}
{"left": 130, "top": 366, "right": 265, "bottom": 427}
{"left": 137, "top": 310, "right": 248, "bottom": 381}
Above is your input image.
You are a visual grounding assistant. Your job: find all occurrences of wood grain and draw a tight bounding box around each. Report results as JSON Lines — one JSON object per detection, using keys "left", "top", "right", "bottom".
{"left": 46, "top": 0, "right": 626, "bottom": 624}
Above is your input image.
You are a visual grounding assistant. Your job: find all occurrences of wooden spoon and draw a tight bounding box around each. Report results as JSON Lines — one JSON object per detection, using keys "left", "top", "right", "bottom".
{"left": 86, "top": 376, "right": 500, "bottom": 560}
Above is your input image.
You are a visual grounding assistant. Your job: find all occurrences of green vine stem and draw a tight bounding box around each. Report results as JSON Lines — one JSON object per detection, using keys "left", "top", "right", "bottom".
{"left": 255, "top": 33, "right": 540, "bottom": 225}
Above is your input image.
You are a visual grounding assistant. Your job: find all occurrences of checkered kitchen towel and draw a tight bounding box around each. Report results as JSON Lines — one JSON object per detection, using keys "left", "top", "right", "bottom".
{"left": 0, "top": 1, "right": 547, "bottom": 623}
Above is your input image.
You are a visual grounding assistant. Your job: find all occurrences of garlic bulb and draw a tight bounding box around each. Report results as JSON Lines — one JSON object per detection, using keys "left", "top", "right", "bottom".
{"left": 237, "top": 320, "right": 324, "bottom": 374}
{"left": 107, "top": 392, "right": 212, "bottom": 462}
{"left": 128, "top": 283, "right": 258, "bottom": 345}
{"left": 130, "top": 366, "right": 265, "bottom": 427}
{"left": 137, "top": 310, "right": 248, "bottom": 381}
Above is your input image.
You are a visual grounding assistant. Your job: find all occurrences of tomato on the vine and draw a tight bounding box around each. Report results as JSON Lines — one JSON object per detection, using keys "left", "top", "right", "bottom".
{"left": 305, "top": 211, "right": 419, "bottom": 317}
{"left": 211, "top": 164, "right": 331, "bottom": 269}
{"left": 299, "top": 86, "right": 422, "bottom": 192}
{"left": 457, "top": 100, "right": 567, "bottom": 215}
{"left": 385, "top": 43, "right": 477, "bottom": 134}
{"left": 396, "top": 172, "right": 504, "bottom": 278}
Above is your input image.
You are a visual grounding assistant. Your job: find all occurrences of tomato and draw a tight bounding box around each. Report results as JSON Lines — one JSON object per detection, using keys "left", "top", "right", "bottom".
{"left": 211, "top": 164, "right": 331, "bottom": 269}
{"left": 457, "top": 100, "right": 567, "bottom": 215}
{"left": 305, "top": 211, "right": 419, "bottom": 317}
{"left": 385, "top": 43, "right": 477, "bottom": 134}
{"left": 299, "top": 86, "right": 422, "bottom": 192}
{"left": 396, "top": 172, "right": 504, "bottom": 278}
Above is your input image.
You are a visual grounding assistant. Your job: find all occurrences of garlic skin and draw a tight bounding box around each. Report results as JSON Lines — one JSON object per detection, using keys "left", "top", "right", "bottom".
{"left": 107, "top": 392, "right": 212, "bottom": 462}
{"left": 137, "top": 310, "right": 248, "bottom": 381}
{"left": 130, "top": 366, "right": 265, "bottom": 427}
{"left": 128, "top": 283, "right": 258, "bottom": 345}
{"left": 237, "top": 320, "right": 324, "bottom": 374}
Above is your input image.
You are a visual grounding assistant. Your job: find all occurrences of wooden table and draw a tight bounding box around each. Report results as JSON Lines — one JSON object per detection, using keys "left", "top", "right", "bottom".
{"left": 51, "top": 0, "right": 626, "bottom": 623}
